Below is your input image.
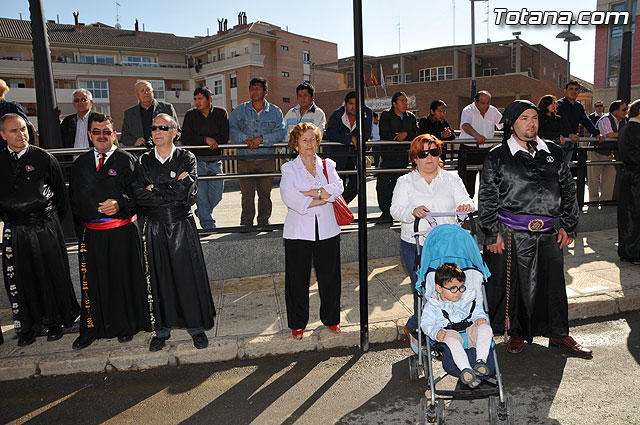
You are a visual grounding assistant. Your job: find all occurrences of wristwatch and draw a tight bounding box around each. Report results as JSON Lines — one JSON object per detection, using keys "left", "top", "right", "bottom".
{"left": 317, "top": 189, "right": 322, "bottom": 199}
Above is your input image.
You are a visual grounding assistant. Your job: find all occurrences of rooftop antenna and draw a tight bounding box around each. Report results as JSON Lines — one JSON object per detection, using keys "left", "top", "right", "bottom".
{"left": 484, "top": 0, "right": 490, "bottom": 42}
{"left": 452, "top": 0, "right": 455, "bottom": 45}
{"left": 115, "top": 1, "right": 121, "bottom": 29}
{"left": 397, "top": 16, "right": 402, "bottom": 53}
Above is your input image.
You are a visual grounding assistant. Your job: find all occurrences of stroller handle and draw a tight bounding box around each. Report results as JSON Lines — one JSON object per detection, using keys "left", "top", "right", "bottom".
{"left": 413, "top": 211, "right": 472, "bottom": 233}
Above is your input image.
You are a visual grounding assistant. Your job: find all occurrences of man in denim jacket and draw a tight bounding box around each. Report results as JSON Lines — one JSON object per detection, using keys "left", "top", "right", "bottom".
{"left": 229, "top": 77, "right": 285, "bottom": 228}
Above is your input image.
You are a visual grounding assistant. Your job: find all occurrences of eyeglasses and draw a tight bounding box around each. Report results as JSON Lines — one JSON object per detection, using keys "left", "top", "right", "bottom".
{"left": 595, "top": 104, "right": 604, "bottom": 108}
{"left": 417, "top": 148, "right": 441, "bottom": 159}
{"left": 438, "top": 283, "right": 466, "bottom": 293}
{"left": 91, "top": 129, "right": 113, "bottom": 136}
{"left": 73, "top": 98, "right": 89, "bottom": 103}
{"left": 151, "top": 125, "right": 175, "bottom": 132}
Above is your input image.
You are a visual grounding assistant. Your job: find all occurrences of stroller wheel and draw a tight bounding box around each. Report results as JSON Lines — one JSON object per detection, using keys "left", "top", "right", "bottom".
{"left": 419, "top": 397, "right": 438, "bottom": 424}
{"left": 488, "top": 396, "right": 498, "bottom": 425}
{"left": 408, "top": 355, "right": 419, "bottom": 381}
{"left": 500, "top": 395, "right": 516, "bottom": 424}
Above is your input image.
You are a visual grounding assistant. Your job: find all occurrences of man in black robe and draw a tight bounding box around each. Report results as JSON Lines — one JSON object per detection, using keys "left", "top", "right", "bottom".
{"left": 0, "top": 113, "right": 79, "bottom": 346}
{"left": 132, "top": 113, "right": 215, "bottom": 352}
{"left": 478, "top": 100, "right": 592, "bottom": 357}
{"left": 618, "top": 99, "right": 640, "bottom": 264}
{"left": 69, "top": 114, "right": 151, "bottom": 349}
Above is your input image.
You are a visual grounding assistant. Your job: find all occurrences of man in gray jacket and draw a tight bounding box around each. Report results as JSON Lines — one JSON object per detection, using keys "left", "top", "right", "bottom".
{"left": 120, "top": 80, "right": 179, "bottom": 146}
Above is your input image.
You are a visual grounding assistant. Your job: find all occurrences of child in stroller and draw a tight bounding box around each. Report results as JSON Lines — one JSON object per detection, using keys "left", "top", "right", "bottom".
{"left": 421, "top": 262, "right": 494, "bottom": 388}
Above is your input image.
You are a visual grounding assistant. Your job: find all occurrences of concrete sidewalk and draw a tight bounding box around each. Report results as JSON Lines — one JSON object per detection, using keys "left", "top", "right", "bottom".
{"left": 1, "top": 229, "right": 639, "bottom": 381}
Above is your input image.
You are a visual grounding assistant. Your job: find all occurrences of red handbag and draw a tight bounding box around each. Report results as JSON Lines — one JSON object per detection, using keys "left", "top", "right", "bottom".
{"left": 322, "top": 160, "right": 355, "bottom": 225}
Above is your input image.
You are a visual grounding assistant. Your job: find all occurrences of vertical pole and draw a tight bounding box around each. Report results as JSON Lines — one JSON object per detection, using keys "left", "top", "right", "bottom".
{"left": 29, "top": 0, "right": 62, "bottom": 148}
{"left": 470, "top": 0, "right": 477, "bottom": 101}
{"left": 353, "top": 0, "right": 369, "bottom": 352}
{"left": 616, "top": 0, "right": 633, "bottom": 103}
{"left": 566, "top": 40, "right": 571, "bottom": 85}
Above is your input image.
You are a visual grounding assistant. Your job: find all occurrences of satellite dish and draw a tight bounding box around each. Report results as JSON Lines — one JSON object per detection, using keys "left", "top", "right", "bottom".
{"left": 115, "top": 23, "right": 121, "bottom": 29}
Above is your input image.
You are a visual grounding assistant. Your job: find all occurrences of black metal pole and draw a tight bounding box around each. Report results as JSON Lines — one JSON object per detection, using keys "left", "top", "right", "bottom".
{"left": 353, "top": 0, "right": 369, "bottom": 352}
{"left": 616, "top": 0, "right": 633, "bottom": 103}
{"left": 29, "top": 0, "right": 62, "bottom": 149}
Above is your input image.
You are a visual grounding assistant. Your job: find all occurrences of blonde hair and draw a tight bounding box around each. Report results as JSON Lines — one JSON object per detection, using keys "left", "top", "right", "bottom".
{"left": 288, "top": 122, "right": 323, "bottom": 151}
{"left": 0, "top": 79, "right": 9, "bottom": 100}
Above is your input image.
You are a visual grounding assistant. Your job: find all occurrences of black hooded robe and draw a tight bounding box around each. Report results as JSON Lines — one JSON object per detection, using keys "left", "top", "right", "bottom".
{"left": 131, "top": 147, "right": 215, "bottom": 331}
{"left": 69, "top": 148, "right": 151, "bottom": 339}
{"left": 0, "top": 146, "right": 80, "bottom": 336}
{"left": 478, "top": 139, "right": 579, "bottom": 342}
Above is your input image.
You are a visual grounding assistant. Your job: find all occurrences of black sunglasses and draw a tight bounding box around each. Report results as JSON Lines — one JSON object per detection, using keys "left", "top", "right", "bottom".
{"left": 91, "top": 129, "right": 113, "bottom": 136}
{"left": 417, "top": 148, "right": 441, "bottom": 159}
{"left": 151, "top": 125, "right": 175, "bottom": 132}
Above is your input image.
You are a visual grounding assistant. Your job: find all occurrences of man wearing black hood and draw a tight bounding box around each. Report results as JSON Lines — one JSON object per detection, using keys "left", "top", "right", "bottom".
{"left": 478, "top": 100, "right": 592, "bottom": 358}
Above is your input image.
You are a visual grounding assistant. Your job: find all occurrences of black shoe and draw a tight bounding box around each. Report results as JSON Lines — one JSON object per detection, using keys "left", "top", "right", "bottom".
{"left": 72, "top": 335, "right": 95, "bottom": 349}
{"left": 192, "top": 332, "right": 208, "bottom": 349}
{"left": 118, "top": 335, "right": 133, "bottom": 343}
{"left": 47, "top": 326, "right": 63, "bottom": 341}
{"left": 17, "top": 331, "right": 37, "bottom": 347}
{"left": 378, "top": 214, "right": 393, "bottom": 223}
{"left": 149, "top": 336, "right": 168, "bottom": 352}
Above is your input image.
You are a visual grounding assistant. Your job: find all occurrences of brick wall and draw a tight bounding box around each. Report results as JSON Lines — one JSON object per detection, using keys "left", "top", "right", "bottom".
{"left": 594, "top": 25, "right": 609, "bottom": 89}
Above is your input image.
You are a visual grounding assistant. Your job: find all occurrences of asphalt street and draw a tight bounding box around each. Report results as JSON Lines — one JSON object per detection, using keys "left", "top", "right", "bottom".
{"left": 2, "top": 312, "right": 639, "bottom": 425}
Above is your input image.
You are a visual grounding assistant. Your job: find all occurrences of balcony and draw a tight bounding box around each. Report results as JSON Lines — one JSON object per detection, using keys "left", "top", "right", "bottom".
{"left": 3, "top": 87, "right": 77, "bottom": 104}
{"left": 194, "top": 53, "right": 265, "bottom": 76}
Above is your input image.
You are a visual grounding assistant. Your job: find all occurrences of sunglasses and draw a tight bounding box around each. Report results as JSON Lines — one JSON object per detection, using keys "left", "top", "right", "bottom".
{"left": 151, "top": 125, "right": 175, "bottom": 132}
{"left": 595, "top": 104, "right": 604, "bottom": 108}
{"left": 73, "top": 98, "right": 89, "bottom": 103}
{"left": 417, "top": 148, "right": 441, "bottom": 159}
{"left": 91, "top": 129, "right": 113, "bottom": 136}
{"left": 438, "top": 283, "right": 466, "bottom": 293}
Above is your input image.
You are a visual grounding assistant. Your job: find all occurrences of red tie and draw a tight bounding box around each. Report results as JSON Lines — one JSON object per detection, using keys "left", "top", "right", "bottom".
{"left": 97, "top": 153, "right": 105, "bottom": 171}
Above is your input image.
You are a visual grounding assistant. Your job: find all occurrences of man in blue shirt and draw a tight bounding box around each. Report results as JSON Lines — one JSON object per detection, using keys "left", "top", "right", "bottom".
{"left": 229, "top": 78, "right": 285, "bottom": 228}
{"left": 557, "top": 81, "right": 603, "bottom": 164}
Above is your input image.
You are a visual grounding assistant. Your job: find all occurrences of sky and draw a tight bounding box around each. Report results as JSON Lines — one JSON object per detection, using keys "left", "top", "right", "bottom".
{"left": 3, "top": 0, "right": 604, "bottom": 83}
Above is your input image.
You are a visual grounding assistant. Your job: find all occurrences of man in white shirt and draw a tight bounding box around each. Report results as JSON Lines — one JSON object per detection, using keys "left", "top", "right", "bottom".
{"left": 458, "top": 90, "right": 503, "bottom": 197}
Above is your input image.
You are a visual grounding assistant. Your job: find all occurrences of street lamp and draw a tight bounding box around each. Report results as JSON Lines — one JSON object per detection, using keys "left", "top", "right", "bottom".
{"left": 556, "top": 25, "right": 581, "bottom": 85}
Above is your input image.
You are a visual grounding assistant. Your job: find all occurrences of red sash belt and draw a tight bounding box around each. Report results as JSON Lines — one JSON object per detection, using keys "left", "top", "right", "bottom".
{"left": 82, "top": 214, "right": 137, "bottom": 230}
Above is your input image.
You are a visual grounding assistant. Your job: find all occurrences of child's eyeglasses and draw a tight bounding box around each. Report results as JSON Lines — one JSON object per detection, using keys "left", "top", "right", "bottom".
{"left": 439, "top": 284, "right": 466, "bottom": 293}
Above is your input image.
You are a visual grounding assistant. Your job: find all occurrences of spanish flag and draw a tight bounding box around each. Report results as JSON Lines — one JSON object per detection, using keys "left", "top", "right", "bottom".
{"left": 370, "top": 67, "right": 379, "bottom": 86}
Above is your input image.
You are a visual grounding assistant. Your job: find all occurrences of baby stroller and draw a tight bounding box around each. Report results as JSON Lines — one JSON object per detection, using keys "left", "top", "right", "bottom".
{"left": 408, "top": 212, "right": 515, "bottom": 424}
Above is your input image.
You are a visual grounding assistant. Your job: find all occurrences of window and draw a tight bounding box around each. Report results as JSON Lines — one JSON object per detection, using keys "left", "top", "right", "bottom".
{"left": 79, "top": 79, "right": 109, "bottom": 99}
{"left": 386, "top": 75, "right": 402, "bottom": 85}
{"left": 244, "top": 46, "right": 249, "bottom": 55}
{"left": 281, "top": 45, "right": 289, "bottom": 51}
{"left": 78, "top": 54, "right": 115, "bottom": 65}
{"left": 230, "top": 49, "right": 237, "bottom": 58}
{"left": 419, "top": 66, "right": 454, "bottom": 82}
{"left": 230, "top": 75, "right": 237, "bottom": 88}
{"left": 392, "top": 63, "right": 399, "bottom": 70}
{"left": 145, "top": 80, "right": 165, "bottom": 100}
{"left": 281, "top": 71, "right": 289, "bottom": 77}
{"left": 303, "top": 51, "right": 310, "bottom": 63}
{"left": 217, "top": 48, "right": 225, "bottom": 61}
{"left": 607, "top": 1, "right": 637, "bottom": 87}
{"left": 213, "top": 79, "right": 223, "bottom": 95}
{"left": 483, "top": 68, "right": 497, "bottom": 76}
{"left": 121, "top": 55, "right": 158, "bottom": 67}
{"left": 252, "top": 43, "right": 260, "bottom": 54}
{"left": 405, "top": 73, "right": 412, "bottom": 83}
{"left": 282, "top": 97, "right": 291, "bottom": 103}
{"left": 92, "top": 105, "right": 111, "bottom": 115}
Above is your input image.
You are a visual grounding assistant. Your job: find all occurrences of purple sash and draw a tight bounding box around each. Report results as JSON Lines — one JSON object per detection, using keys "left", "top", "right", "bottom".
{"left": 497, "top": 209, "right": 556, "bottom": 232}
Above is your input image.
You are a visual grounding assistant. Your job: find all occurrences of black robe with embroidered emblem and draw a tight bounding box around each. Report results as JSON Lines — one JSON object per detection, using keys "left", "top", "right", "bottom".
{"left": 131, "top": 147, "right": 215, "bottom": 331}
{"left": 478, "top": 138, "right": 579, "bottom": 342}
{"left": 0, "top": 145, "right": 79, "bottom": 335}
{"left": 69, "top": 148, "right": 151, "bottom": 339}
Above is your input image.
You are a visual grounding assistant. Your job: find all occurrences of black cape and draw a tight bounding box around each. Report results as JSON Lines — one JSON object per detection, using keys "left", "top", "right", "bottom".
{"left": 478, "top": 139, "right": 579, "bottom": 342}
{"left": 0, "top": 145, "right": 79, "bottom": 334}
{"left": 131, "top": 147, "right": 215, "bottom": 331}
{"left": 69, "top": 148, "right": 151, "bottom": 338}
{"left": 618, "top": 120, "right": 640, "bottom": 260}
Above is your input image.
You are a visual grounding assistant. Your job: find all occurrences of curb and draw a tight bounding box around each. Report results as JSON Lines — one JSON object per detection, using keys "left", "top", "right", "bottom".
{"left": 1, "top": 290, "right": 638, "bottom": 382}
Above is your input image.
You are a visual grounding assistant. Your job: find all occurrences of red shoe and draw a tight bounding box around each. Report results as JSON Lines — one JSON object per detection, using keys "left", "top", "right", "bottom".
{"left": 292, "top": 329, "right": 304, "bottom": 340}
{"left": 328, "top": 324, "right": 341, "bottom": 333}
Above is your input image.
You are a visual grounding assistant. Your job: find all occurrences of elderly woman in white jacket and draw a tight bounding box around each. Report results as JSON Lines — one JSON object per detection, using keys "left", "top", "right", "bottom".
{"left": 280, "top": 122, "right": 344, "bottom": 340}
{"left": 390, "top": 133, "right": 473, "bottom": 353}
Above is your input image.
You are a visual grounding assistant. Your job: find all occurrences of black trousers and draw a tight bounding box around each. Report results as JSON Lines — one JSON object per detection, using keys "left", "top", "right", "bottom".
{"left": 376, "top": 172, "right": 401, "bottom": 217}
{"left": 340, "top": 156, "right": 358, "bottom": 204}
{"left": 458, "top": 145, "right": 490, "bottom": 198}
{"left": 284, "top": 234, "right": 341, "bottom": 330}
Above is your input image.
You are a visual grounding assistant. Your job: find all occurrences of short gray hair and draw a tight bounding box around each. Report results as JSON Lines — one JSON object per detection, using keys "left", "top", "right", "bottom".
{"left": 153, "top": 113, "right": 177, "bottom": 128}
{"left": 0, "top": 113, "right": 26, "bottom": 131}
{"left": 72, "top": 88, "right": 92, "bottom": 101}
{"left": 135, "top": 80, "right": 152, "bottom": 91}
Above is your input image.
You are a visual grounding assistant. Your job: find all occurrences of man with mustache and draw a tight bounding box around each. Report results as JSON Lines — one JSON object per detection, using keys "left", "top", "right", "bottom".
{"left": 69, "top": 114, "right": 150, "bottom": 349}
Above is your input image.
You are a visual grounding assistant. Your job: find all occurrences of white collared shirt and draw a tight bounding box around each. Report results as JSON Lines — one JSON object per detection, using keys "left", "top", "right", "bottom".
{"left": 74, "top": 112, "right": 91, "bottom": 149}
{"left": 280, "top": 155, "right": 344, "bottom": 241}
{"left": 94, "top": 144, "right": 117, "bottom": 168}
{"left": 154, "top": 144, "right": 176, "bottom": 164}
{"left": 506, "top": 135, "right": 550, "bottom": 157}
{"left": 459, "top": 102, "right": 503, "bottom": 148}
{"left": 391, "top": 168, "right": 474, "bottom": 244}
{"left": 10, "top": 145, "right": 29, "bottom": 159}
